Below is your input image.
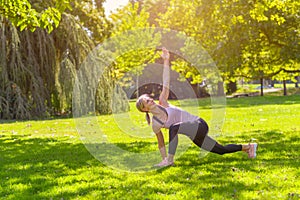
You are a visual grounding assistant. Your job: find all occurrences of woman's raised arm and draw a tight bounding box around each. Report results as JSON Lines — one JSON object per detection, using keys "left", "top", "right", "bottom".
{"left": 159, "top": 47, "right": 170, "bottom": 107}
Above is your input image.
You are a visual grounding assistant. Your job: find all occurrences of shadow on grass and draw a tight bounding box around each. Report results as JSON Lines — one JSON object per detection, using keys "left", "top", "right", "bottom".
{"left": 0, "top": 129, "right": 299, "bottom": 199}
{"left": 0, "top": 136, "right": 113, "bottom": 199}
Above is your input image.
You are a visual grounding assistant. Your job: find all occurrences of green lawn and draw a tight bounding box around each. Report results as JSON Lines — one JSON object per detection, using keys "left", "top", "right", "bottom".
{"left": 0, "top": 93, "right": 299, "bottom": 199}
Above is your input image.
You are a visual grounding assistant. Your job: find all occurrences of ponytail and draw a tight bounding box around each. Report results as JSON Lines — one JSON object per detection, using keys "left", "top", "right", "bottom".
{"left": 145, "top": 112, "right": 150, "bottom": 126}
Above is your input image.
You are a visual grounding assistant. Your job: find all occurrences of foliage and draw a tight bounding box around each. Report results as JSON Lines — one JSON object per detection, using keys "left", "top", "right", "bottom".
{"left": 0, "top": 15, "right": 57, "bottom": 119}
{"left": 237, "top": 0, "right": 300, "bottom": 82}
{"left": 0, "top": 0, "right": 111, "bottom": 119}
{"left": 109, "top": 2, "right": 161, "bottom": 92}
{"left": 0, "top": 0, "right": 299, "bottom": 119}
{"left": 143, "top": 0, "right": 170, "bottom": 26}
{"left": 150, "top": 0, "right": 299, "bottom": 89}
{"left": 0, "top": 0, "right": 71, "bottom": 32}
{"left": 68, "top": 0, "right": 112, "bottom": 43}
{"left": 110, "top": 2, "right": 161, "bottom": 75}
{"left": 54, "top": 13, "right": 95, "bottom": 114}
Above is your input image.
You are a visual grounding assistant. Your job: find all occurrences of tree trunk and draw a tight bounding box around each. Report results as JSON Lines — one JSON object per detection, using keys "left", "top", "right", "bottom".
{"left": 226, "top": 81, "right": 237, "bottom": 94}
{"left": 191, "top": 83, "right": 200, "bottom": 98}
{"left": 260, "top": 78, "right": 264, "bottom": 96}
{"left": 270, "top": 80, "right": 275, "bottom": 87}
{"left": 218, "top": 81, "right": 225, "bottom": 96}
{"left": 283, "top": 80, "right": 287, "bottom": 96}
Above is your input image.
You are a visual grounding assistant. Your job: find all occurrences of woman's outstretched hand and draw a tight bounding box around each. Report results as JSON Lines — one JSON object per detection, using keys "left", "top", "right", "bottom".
{"left": 161, "top": 47, "right": 170, "bottom": 60}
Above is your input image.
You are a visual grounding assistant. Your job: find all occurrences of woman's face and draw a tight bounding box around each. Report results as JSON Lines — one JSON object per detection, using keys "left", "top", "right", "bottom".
{"left": 142, "top": 96, "right": 155, "bottom": 111}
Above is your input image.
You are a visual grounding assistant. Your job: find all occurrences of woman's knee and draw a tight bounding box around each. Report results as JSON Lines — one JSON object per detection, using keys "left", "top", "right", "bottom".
{"left": 169, "top": 124, "right": 180, "bottom": 139}
{"left": 169, "top": 124, "right": 180, "bottom": 133}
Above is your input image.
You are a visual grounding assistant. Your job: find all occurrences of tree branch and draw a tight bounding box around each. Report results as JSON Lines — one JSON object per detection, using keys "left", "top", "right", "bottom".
{"left": 282, "top": 68, "right": 300, "bottom": 73}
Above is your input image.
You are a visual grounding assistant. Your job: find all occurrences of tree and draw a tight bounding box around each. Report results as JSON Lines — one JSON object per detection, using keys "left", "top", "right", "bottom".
{"left": 0, "top": 0, "right": 111, "bottom": 119}
{"left": 237, "top": 0, "right": 300, "bottom": 95}
{"left": 151, "top": 0, "right": 300, "bottom": 95}
{"left": 158, "top": 0, "right": 300, "bottom": 95}
{"left": 143, "top": 0, "right": 170, "bottom": 26}
{"left": 69, "top": 1, "right": 163, "bottom": 116}
{"left": 155, "top": 0, "right": 241, "bottom": 94}
{"left": 68, "top": 0, "right": 112, "bottom": 43}
{"left": 108, "top": 2, "right": 161, "bottom": 93}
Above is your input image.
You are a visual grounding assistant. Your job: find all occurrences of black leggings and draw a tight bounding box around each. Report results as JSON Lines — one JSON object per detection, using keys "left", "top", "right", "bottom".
{"left": 168, "top": 118, "right": 242, "bottom": 155}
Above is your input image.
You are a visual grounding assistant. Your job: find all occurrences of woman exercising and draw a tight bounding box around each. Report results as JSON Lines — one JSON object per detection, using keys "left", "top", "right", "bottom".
{"left": 136, "top": 48, "right": 257, "bottom": 167}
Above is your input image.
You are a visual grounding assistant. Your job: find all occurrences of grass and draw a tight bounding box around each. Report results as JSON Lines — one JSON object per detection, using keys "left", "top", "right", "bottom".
{"left": 0, "top": 91, "right": 300, "bottom": 199}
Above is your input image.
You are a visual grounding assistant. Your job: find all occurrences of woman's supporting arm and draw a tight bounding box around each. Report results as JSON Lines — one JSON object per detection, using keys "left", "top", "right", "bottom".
{"left": 155, "top": 130, "right": 167, "bottom": 159}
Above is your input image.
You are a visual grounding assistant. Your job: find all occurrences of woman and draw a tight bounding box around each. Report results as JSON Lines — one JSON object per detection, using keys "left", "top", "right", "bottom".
{"left": 136, "top": 48, "right": 257, "bottom": 167}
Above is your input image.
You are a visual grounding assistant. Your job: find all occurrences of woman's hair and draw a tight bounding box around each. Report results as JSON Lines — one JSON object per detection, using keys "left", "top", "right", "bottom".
{"left": 136, "top": 94, "right": 151, "bottom": 125}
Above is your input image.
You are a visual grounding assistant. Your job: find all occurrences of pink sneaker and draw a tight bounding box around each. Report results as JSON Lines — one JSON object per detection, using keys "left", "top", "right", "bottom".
{"left": 248, "top": 143, "right": 258, "bottom": 158}
{"left": 154, "top": 158, "right": 174, "bottom": 167}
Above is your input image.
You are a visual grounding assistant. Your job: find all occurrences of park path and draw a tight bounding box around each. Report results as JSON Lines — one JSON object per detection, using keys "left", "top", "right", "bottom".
{"left": 263, "top": 88, "right": 283, "bottom": 93}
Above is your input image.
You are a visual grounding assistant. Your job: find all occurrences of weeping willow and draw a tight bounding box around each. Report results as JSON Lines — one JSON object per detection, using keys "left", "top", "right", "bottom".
{"left": 56, "top": 14, "right": 129, "bottom": 116}
{"left": 0, "top": 15, "right": 55, "bottom": 119}
{"left": 53, "top": 13, "right": 95, "bottom": 115}
{"left": 0, "top": 13, "right": 128, "bottom": 120}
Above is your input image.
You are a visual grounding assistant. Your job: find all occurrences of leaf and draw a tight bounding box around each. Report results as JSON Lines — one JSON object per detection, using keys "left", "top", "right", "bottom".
{"left": 20, "top": 23, "right": 27, "bottom": 31}
{"left": 16, "top": 18, "right": 27, "bottom": 26}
